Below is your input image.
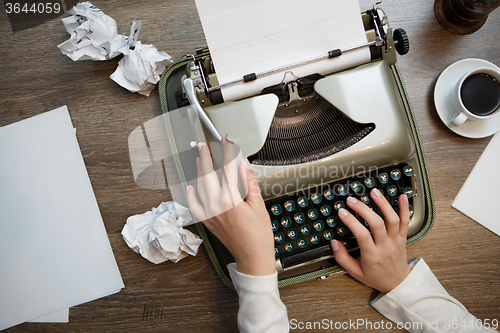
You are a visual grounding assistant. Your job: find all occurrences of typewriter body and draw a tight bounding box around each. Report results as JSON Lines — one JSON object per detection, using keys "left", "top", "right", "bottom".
{"left": 159, "top": 5, "right": 434, "bottom": 287}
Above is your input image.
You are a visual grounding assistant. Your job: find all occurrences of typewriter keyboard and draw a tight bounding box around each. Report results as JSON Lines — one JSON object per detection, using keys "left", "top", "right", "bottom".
{"left": 267, "top": 163, "right": 416, "bottom": 268}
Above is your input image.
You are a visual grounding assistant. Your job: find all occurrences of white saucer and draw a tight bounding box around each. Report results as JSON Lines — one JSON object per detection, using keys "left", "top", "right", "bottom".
{"left": 434, "top": 58, "right": 500, "bottom": 139}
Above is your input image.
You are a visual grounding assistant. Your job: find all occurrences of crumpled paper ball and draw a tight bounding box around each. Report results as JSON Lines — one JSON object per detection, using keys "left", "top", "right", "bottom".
{"left": 121, "top": 201, "right": 203, "bottom": 264}
{"left": 57, "top": 1, "right": 127, "bottom": 61}
{"left": 110, "top": 41, "right": 173, "bottom": 96}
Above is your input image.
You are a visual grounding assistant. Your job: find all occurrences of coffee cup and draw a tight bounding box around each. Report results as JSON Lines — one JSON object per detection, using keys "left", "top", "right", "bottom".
{"left": 451, "top": 67, "right": 500, "bottom": 127}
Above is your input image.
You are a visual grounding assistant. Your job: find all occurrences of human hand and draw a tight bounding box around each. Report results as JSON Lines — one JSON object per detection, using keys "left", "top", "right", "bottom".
{"left": 331, "top": 188, "right": 411, "bottom": 294}
{"left": 186, "top": 136, "right": 275, "bottom": 276}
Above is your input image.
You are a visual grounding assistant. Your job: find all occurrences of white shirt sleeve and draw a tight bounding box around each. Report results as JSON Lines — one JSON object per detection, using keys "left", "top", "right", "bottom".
{"left": 371, "top": 258, "right": 498, "bottom": 333}
{"left": 228, "top": 263, "right": 289, "bottom": 333}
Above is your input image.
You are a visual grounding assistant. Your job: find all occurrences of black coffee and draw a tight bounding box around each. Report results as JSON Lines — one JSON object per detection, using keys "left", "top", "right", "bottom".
{"left": 460, "top": 73, "right": 500, "bottom": 116}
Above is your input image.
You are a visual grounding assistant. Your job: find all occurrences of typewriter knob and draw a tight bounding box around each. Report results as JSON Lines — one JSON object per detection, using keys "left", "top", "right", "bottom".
{"left": 393, "top": 28, "right": 410, "bottom": 55}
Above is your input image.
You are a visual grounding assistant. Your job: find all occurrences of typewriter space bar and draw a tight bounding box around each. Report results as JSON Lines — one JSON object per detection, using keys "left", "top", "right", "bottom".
{"left": 278, "top": 238, "right": 359, "bottom": 273}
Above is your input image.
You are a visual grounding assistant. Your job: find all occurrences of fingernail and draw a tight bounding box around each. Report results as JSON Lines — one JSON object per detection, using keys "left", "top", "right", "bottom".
{"left": 372, "top": 188, "right": 382, "bottom": 198}
{"left": 186, "top": 185, "right": 191, "bottom": 193}
{"left": 242, "top": 158, "right": 251, "bottom": 170}
{"left": 338, "top": 208, "right": 348, "bottom": 217}
{"left": 346, "top": 196, "right": 357, "bottom": 204}
{"left": 198, "top": 142, "right": 206, "bottom": 151}
{"left": 196, "top": 157, "right": 200, "bottom": 166}
{"left": 401, "top": 193, "right": 408, "bottom": 204}
{"left": 224, "top": 134, "right": 234, "bottom": 143}
{"left": 331, "top": 239, "right": 339, "bottom": 251}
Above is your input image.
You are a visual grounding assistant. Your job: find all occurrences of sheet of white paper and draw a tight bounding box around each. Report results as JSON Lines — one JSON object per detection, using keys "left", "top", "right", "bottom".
{"left": 29, "top": 309, "right": 69, "bottom": 323}
{"left": 452, "top": 131, "right": 500, "bottom": 236}
{"left": 0, "top": 106, "right": 124, "bottom": 331}
{"left": 195, "top": 0, "right": 370, "bottom": 101}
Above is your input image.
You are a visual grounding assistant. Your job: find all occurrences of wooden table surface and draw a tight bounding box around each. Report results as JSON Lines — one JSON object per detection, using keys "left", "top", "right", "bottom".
{"left": 1, "top": 0, "right": 499, "bottom": 332}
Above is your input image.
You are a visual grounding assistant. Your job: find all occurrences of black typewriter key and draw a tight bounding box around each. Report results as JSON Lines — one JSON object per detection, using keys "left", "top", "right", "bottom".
{"left": 387, "top": 185, "right": 398, "bottom": 197}
{"left": 360, "top": 194, "right": 370, "bottom": 205}
{"left": 274, "top": 246, "right": 281, "bottom": 257}
{"left": 323, "top": 229, "right": 334, "bottom": 240}
{"left": 326, "top": 216, "right": 338, "bottom": 228}
{"left": 284, "top": 200, "right": 295, "bottom": 212}
{"left": 271, "top": 220, "right": 279, "bottom": 232}
{"left": 323, "top": 189, "right": 335, "bottom": 201}
{"left": 390, "top": 169, "right": 402, "bottom": 181}
{"left": 281, "top": 216, "right": 292, "bottom": 228}
{"left": 307, "top": 208, "right": 318, "bottom": 220}
{"left": 313, "top": 220, "right": 324, "bottom": 232}
{"left": 350, "top": 181, "right": 362, "bottom": 193}
{"left": 309, "top": 234, "right": 320, "bottom": 245}
{"left": 333, "top": 201, "right": 345, "bottom": 211}
{"left": 297, "top": 196, "right": 308, "bottom": 208}
{"left": 378, "top": 173, "right": 389, "bottom": 184}
{"left": 320, "top": 205, "right": 331, "bottom": 216}
{"left": 364, "top": 177, "right": 375, "bottom": 189}
{"left": 294, "top": 212, "right": 305, "bottom": 224}
{"left": 336, "top": 184, "right": 348, "bottom": 196}
{"left": 391, "top": 197, "right": 399, "bottom": 206}
{"left": 336, "top": 226, "right": 348, "bottom": 237}
{"left": 403, "top": 187, "right": 413, "bottom": 198}
{"left": 409, "top": 205, "right": 414, "bottom": 218}
{"left": 311, "top": 193, "right": 322, "bottom": 205}
{"left": 275, "top": 232, "right": 285, "bottom": 243}
{"left": 270, "top": 204, "right": 282, "bottom": 216}
{"left": 300, "top": 225, "right": 311, "bottom": 235}
{"left": 403, "top": 165, "right": 413, "bottom": 177}
{"left": 287, "top": 228, "right": 298, "bottom": 240}
{"left": 297, "top": 237, "right": 307, "bottom": 248}
{"left": 284, "top": 242, "right": 295, "bottom": 253}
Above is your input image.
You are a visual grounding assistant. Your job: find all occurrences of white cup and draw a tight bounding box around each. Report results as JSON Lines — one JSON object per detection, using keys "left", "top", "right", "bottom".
{"left": 451, "top": 67, "right": 500, "bottom": 127}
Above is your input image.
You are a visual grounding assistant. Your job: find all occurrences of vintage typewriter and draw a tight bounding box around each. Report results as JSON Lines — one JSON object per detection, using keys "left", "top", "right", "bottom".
{"left": 157, "top": 4, "right": 434, "bottom": 287}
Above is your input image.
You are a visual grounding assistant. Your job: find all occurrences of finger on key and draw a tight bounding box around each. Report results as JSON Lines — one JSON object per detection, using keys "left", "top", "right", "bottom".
{"left": 370, "top": 188, "right": 400, "bottom": 239}
{"left": 398, "top": 194, "right": 410, "bottom": 238}
{"left": 337, "top": 207, "right": 375, "bottom": 253}
{"left": 197, "top": 142, "right": 220, "bottom": 193}
{"left": 345, "top": 196, "right": 387, "bottom": 243}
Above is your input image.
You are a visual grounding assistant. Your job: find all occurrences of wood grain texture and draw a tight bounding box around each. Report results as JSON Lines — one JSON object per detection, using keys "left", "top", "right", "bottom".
{"left": 1, "top": 0, "right": 499, "bottom": 332}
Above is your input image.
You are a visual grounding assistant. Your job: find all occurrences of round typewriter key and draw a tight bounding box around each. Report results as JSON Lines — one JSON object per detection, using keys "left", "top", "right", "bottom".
{"left": 391, "top": 197, "right": 399, "bottom": 206}
{"left": 336, "top": 184, "right": 348, "bottom": 196}
{"left": 336, "top": 226, "right": 348, "bottom": 237}
{"left": 313, "top": 220, "right": 324, "bottom": 232}
{"left": 326, "top": 216, "right": 338, "bottom": 228}
{"left": 284, "top": 241, "right": 295, "bottom": 253}
{"left": 300, "top": 225, "right": 311, "bottom": 235}
{"left": 378, "top": 173, "right": 389, "bottom": 184}
{"left": 390, "top": 169, "right": 402, "bottom": 181}
{"left": 403, "top": 165, "right": 413, "bottom": 177}
{"left": 403, "top": 187, "right": 413, "bottom": 198}
{"left": 409, "top": 205, "right": 414, "bottom": 218}
{"left": 297, "top": 196, "right": 308, "bottom": 208}
{"left": 297, "top": 237, "right": 307, "bottom": 248}
{"left": 274, "top": 232, "right": 285, "bottom": 243}
{"left": 360, "top": 194, "right": 370, "bottom": 205}
{"left": 323, "top": 229, "right": 334, "bottom": 240}
{"left": 387, "top": 185, "right": 398, "bottom": 197}
{"left": 311, "top": 193, "right": 322, "bottom": 205}
{"left": 323, "top": 189, "right": 335, "bottom": 201}
{"left": 284, "top": 200, "right": 295, "bottom": 212}
{"left": 274, "top": 246, "right": 281, "bottom": 257}
{"left": 270, "top": 204, "right": 282, "bottom": 216}
{"left": 307, "top": 208, "right": 318, "bottom": 220}
{"left": 309, "top": 234, "right": 320, "bottom": 245}
{"left": 287, "top": 228, "right": 298, "bottom": 240}
{"left": 281, "top": 216, "right": 292, "bottom": 228}
{"left": 333, "top": 201, "right": 345, "bottom": 211}
{"left": 350, "top": 181, "right": 362, "bottom": 193}
{"left": 294, "top": 212, "right": 305, "bottom": 224}
{"left": 364, "top": 177, "right": 375, "bottom": 188}
{"left": 271, "top": 220, "right": 279, "bottom": 232}
{"left": 320, "top": 205, "right": 331, "bottom": 216}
